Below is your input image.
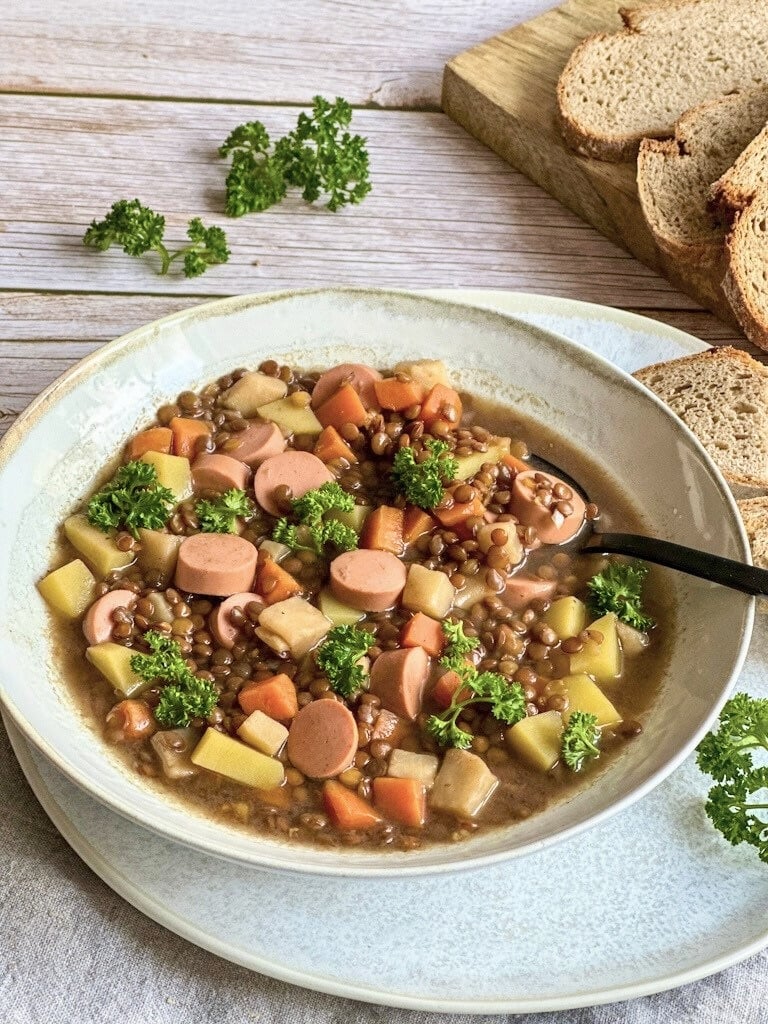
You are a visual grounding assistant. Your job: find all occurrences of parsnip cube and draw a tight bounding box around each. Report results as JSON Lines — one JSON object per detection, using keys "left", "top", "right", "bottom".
{"left": 258, "top": 539, "right": 291, "bottom": 563}
{"left": 38, "top": 559, "right": 96, "bottom": 618}
{"left": 569, "top": 612, "right": 621, "bottom": 681}
{"left": 454, "top": 438, "right": 512, "bottom": 482}
{"left": 616, "top": 619, "right": 650, "bottom": 657}
{"left": 477, "top": 519, "right": 523, "bottom": 567}
{"left": 318, "top": 588, "right": 365, "bottom": 627}
{"left": 561, "top": 674, "right": 621, "bottom": 727}
{"left": 388, "top": 749, "right": 439, "bottom": 788}
{"left": 191, "top": 728, "right": 285, "bottom": 789}
{"left": 326, "top": 504, "right": 370, "bottom": 534}
{"left": 151, "top": 727, "right": 200, "bottom": 779}
{"left": 429, "top": 748, "right": 498, "bottom": 818}
{"left": 257, "top": 398, "right": 323, "bottom": 437}
{"left": 221, "top": 372, "right": 287, "bottom": 416}
{"left": 254, "top": 627, "right": 290, "bottom": 656}
{"left": 147, "top": 592, "right": 175, "bottom": 623}
{"left": 63, "top": 514, "right": 135, "bottom": 578}
{"left": 402, "top": 564, "right": 455, "bottom": 619}
{"left": 453, "top": 573, "right": 493, "bottom": 610}
{"left": 506, "top": 710, "right": 564, "bottom": 772}
{"left": 237, "top": 710, "right": 289, "bottom": 756}
{"left": 258, "top": 596, "right": 332, "bottom": 658}
{"left": 141, "top": 451, "right": 192, "bottom": 501}
{"left": 138, "top": 529, "right": 184, "bottom": 586}
{"left": 393, "top": 359, "right": 450, "bottom": 391}
{"left": 543, "top": 597, "right": 588, "bottom": 641}
{"left": 86, "top": 642, "right": 148, "bottom": 697}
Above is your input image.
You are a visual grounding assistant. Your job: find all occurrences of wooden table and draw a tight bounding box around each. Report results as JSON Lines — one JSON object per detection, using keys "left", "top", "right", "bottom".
{"left": 0, "top": 0, "right": 750, "bottom": 443}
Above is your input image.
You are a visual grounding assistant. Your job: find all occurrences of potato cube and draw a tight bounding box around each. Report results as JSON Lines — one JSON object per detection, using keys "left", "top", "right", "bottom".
{"left": 257, "top": 398, "right": 323, "bottom": 437}
{"left": 237, "top": 710, "right": 289, "bottom": 756}
{"left": 63, "top": 514, "right": 135, "bottom": 578}
{"left": 147, "top": 592, "right": 175, "bottom": 623}
{"left": 402, "top": 564, "right": 455, "bottom": 619}
{"left": 543, "top": 596, "right": 588, "bottom": 641}
{"left": 141, "top": 451, "right": 193, "bottom": 501}
{"left": 429, "top": 748, "right": 498, "bottom": 818}
{"left": 191, "top": 728, "right": 285, "bottom": 789}
{"left": 37, "top": 559, "right": 96, "bottom": 618}
{"left": 220, "top": 372, "right": 287, "bottom": 416}
{"left": 506, "top": 710, "right": 564, "bottom": 772}
{"left": 561, "top": 674, "right": 621, "bottom": 727}
{"left": 393, "top": 359, "right": 450, "bottom": 391}
{"left": 477, "top": 519, "right": 523, "bottom": 568}
{"left": 453, "top": 573, "right": 494, "bottom": 610}
{"left": 258, "top": 539, "right": 291, "bottom": 563}
{"left": 318, "top": 588, "right": 365, "bottom": 627}
{"left": 258, "top": 596, "right": 332, "bottom": 658}
{"left": 137, "top": 529, "right": 184, "bottom": 586}
{"left": 326, "top": 504, "right": 371, "bottom": 534}
{"left": 454, "top": 438, "right": 512, "bottom": 482}
{"left": 86, "top": 642, "right": 148, "bottom": 697}
{"left": 388, "top": 749, "right": 439, "bottom": 788}
{"left": 569, "top": 612, "right": 621, "bottom": 681}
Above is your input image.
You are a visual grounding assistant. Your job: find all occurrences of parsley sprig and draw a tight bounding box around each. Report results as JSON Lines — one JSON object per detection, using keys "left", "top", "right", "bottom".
{"left": 130, "top": 631, "right": 218, "bottom": 728}
{"left": 84, "top": 200, "right": 230, "bottom": 278}
{"left": 316, "top": 625, "right": 375, "bottom": 699}
{"left": 586, "top": 561, "right": 654, "bottom": 631}
{"left": 440, "top": 619, "right": 479, "bottom": 673}
{"left": 219, "top": 96, "right": 371, "bottom": 217}
{"left": 697, "top": 693, "right": 768, "bottom": 863}
{"left": 561, "top": 711, "right": 601, "bottom": 772}
{"left": 196, "top": 488, "right": 254, "bottom": 534}
{"left": 272, "top": 481, "right": 358, "bottom": 556}
{"left": 426, "top": 668, "right": 526, "bottom": 750}
{"left": 391, "top": 438, "right": 458, "bottom": 510}
{"left": 87, "top": 460, "right": 175, "bottom": 539}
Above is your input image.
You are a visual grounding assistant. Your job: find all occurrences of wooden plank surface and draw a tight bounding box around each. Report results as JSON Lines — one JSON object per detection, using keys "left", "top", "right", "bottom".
{"left": 2, "top": 0, "right": 553, "bottom": 109}
{"left": 441, "top": 0, "right": 736, "bottom": 323}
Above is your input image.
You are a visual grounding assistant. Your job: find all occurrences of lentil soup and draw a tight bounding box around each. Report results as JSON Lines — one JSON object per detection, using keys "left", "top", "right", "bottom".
{"left": 40, "top": 358, "right": 671, "bottom": 852}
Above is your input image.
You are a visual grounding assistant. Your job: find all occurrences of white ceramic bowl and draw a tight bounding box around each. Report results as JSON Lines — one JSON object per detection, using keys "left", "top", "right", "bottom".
{"left": 0, "top": 289, "right": 753, "bottom": 876}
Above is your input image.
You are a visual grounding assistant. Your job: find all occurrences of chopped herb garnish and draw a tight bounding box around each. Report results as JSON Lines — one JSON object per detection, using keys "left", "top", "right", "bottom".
{"left": 316, "top": 625, "right": 375, "bottom": 699}
{"left": 87, "top": 460, "right": 175, "bottom": 539}
{"left": 391, "top": 437, "right": 458, "bottom": 510}
{"left": 130, "top": 632, "right": 218, "bottom": 728}
{"left": 586, "top": 560, "right": 655, "bottom": 631}
{"left": 196, "top": 488, "right": 254, "bottom": 534}
{"left": 272, "top": 481, "right": 358, "bottom": 556}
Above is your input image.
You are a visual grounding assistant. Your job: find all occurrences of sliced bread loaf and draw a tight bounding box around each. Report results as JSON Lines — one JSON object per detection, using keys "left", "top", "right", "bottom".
{"left": 723, "top": 187, "right": 768, "bottom": 352}
{"left": 633, "top": 346, "right": 768, "bottom": 490}
{"left": 709, "top": 122, "right": 768, "bottom": 224}
{"left": 557, "top": 0, "right": 768, "bottom": 162}
{"left": 637, "top": 88, "right": 768, "bottom": 264}
{"left": 737, "top": 496, "right": 768, "bottom": 574}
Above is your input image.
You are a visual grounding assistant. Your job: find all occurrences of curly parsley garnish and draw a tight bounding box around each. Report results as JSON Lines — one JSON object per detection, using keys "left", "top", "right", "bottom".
{"left": 391, "top": 437, "right": 458, "bottom": 510}
{"left": 130, "top": 631, "right": 218, "bottom": 728}
{"left": 195, "top": 488, "right": 254, "bottom": 534}
{"left": 316, "top": 625, "right": 375, "bottom": 699}
{"left": 439, "top": 619, "right": 479, "bottom": 673}
{"left": 426, "top": 668, "right": 526, "bottom": 750}
{"left": 83, "top": 200, "right": 229, "bottom": 278}
{"left": 87, "top": 460, "right": 175, "bottom": 539}
{"left": 561, "top": 711, "right": 601, "bottom": 772}
{"left": 586, "top": 561, "right": 654, "bottom": 631}
{"left": 272, "top": 481, "right": 358, "bottom": 556}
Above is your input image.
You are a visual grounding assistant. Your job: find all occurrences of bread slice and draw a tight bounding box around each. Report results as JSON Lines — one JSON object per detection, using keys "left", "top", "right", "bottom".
{"left": 557, "top": 0, "right": 768, "bottom": 162}
{"left": 710, "top": 122, "right": 768, "bottom": 224}
{"left": 637, "top": 89, "right": 768, "bottom": 266}
{"left": 735, "top": 497, "right": 768, "bottom": 608}
{"left": 633, "top": 347, "right": 768, "bottom": 491}
{"left": 723, "top": 187, "right": 768, "bottom": 352}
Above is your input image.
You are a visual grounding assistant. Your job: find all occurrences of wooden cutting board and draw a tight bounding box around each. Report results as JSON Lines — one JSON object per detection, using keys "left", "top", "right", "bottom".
{"left": 442, "top": 0, "right": 736, "bottom": 325}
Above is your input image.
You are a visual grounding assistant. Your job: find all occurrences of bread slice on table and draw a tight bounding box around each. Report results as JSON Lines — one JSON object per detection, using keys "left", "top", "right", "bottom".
{"left": 633, "top": 347, "right": 768, "bottom": 494}
{"left": 710, "top": 122, "right": 768, "bottom": 224}
{"left": 723, "top": 186, "right": 768, "bottom": 353}
{"left": 736, "top": 497, "right": 768, "bottom": 608}
{"left": 637, "top": 88, "right": 768, "bottom": 267}
{"left": 557, "top": 0, "right": 768, "bottom": 162}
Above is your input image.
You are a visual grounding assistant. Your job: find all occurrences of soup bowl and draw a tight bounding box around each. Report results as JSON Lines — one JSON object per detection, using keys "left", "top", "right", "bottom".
{"left": 0, "top": 289, "right": 753, "bottom": 876}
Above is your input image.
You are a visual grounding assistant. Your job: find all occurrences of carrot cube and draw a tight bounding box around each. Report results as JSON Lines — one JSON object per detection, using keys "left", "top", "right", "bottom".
{"left": 400, "top": 612, "right": 445, "bottom": 657}
{"left": 322, "top": 780, "right": 382, "bottom": 830}
{"left": 434, "top": 487, "right": 485, "bottom": 529}
{"left": 373, "top": 377, "right": 425, "bottom": 411}
{"left": 314, "top": 425, "right": 358, "bottom": 465}
{"left": 402, "top": 506, "right": 436, "bottom": 543}
{"left": 170, "top": 417, "right": 213, "bottom": 459}
{"left": 255, "top": 558, "right": 302, "bottom": 606}
{"left": 372, "top": 777, "right": 426, "bottom": 827}
{"left": 127, "top": 427, "right": 173, "bottom": 460}
{"left": 360, "top": 505, "right": 404, "bottom": 555}
{"left": 238, "top": 673, "right": 299, "bottom": 721}
{"left": 419, "top": 384, "right": 462, "bottom": 426}
{"left": 315, "top": 383, "right": 368, "bottom": 430}
{"left": 431, "top": 670, "right": 472, "bottom": 710}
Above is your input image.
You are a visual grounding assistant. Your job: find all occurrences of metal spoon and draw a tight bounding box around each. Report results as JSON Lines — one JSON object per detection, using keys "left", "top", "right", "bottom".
{"left": 529, "top": 455, "right": 768, "bottom": 597}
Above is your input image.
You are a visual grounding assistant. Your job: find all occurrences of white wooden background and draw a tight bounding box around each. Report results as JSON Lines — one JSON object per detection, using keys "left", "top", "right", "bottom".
{"left": 0, "top": 0, "right": 747, "bottom": 440}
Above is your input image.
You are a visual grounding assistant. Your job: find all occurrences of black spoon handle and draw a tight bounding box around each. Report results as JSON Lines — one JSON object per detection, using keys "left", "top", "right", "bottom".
{"left": 582, "top": 533, "right": 768, "bottom": 596}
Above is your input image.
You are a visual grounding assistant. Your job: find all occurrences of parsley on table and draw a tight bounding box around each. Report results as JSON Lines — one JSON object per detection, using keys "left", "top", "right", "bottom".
{"left": 84, "top": 200, "right": 230, "bottom": 278}
{"left": 130, "top": 631, "right": 218, "bottom": 728}
{"left": 195, "top": 488, "right": 254, "bottom": 534}
{"left": 87, "top": 460, "right": 175, "bottom": 539}
{"left": 426, "top": 667, "right": 526, "bottom": 750}
{"left": 561, "top": 711, "right": 601, "bottom": 772}
{"left": 219, "top": 95, "right": 371, "bottom": 217}
{"left": 586, "top": 561, "right": 655, "bottom": 631}
{"left": 391, "top": 437, "right": 458, "bottom": 511}
{"left": 272, "top": 481, "right": 358, "bottom": 556}
{"left": 316, "top": 625, "right": 375, "bottom": 699}
{"left": 697, "top": 693, "right": 768, "bottom": 863}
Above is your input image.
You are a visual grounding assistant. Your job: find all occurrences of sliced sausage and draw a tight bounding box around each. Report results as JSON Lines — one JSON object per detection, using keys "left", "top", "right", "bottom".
{"left": 227, "top": 421, "right": 286, "bottom": 468}
{"left": 192, "top": 453, "right": 250, "bottom": 492}
{"left": 286, "top": 699, "right": 358, "bottom": 779}
{"left": 329, "top": 549, "right": 407, "bottom": 612}
{"left": 253, "top": 451, "right": 334, "bottom": 517}
{"left": 83, "top": 589, "right": 137, "bottom": 646}
{"left": 509, "top": 470, "right": 586, "bottom": 545}
{"left": 502, "top": 574, "right": 558, "bottom": 612}
{"left": 369, "top": 646, "right": 430, "bottom": 721}
{"left": 310, "top": 363, "right": 383, "bottom": 411}
{"left": 209, "top": 591, "right": 262, "bottom": 649}
{"left": 175, "top": 534, "right": 258, "bottom": 596}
